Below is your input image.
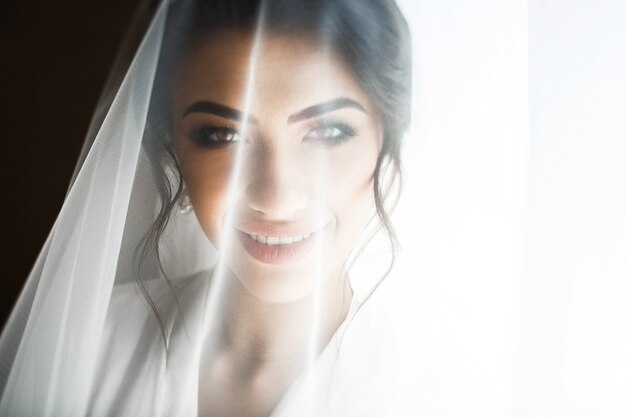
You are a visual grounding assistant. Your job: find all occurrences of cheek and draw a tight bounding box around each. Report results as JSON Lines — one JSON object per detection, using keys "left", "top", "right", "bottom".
{"left": 327, "top": 141, "right": 379, "bottom": 237}
{"left": 178, "top": 147, "right": 235, "bottom": 245}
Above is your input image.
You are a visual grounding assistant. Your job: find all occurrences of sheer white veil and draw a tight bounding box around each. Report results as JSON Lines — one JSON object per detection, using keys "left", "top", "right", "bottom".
{"left": 1, "top": 0, "right": 408, "bottom": 415}
{"left": 2, "top": 0, "right": 626, "bottom": 416}
{"left": 0, "top": 1, "right": 171, "bottom": 414}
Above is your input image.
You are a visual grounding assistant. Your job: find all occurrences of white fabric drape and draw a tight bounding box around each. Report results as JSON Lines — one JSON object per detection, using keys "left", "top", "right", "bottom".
{"left": 0, "top": 3, "right": 169, "bottom": 415}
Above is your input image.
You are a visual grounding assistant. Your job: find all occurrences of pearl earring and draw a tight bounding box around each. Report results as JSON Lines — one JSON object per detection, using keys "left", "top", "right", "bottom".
{"left": 178, "top": 191, "right": 193, "bottom": 215}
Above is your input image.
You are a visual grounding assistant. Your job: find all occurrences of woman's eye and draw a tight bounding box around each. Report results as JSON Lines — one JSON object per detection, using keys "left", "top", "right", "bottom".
{"left": 188, "top": 126, "right": 241, "bottom": 147}
{"left": 304, "top": 123, "right": 356, "bottom": 145}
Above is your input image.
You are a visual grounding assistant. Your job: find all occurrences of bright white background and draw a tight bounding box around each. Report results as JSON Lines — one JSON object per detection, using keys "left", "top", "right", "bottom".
{"left": 382, "top": 0, "right": 626, "bottom": 415}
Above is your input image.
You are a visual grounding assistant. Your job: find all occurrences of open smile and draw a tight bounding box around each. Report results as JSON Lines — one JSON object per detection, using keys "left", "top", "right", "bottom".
{"left": 244, "top": 233, "right": 312, "bottom": 245}
{"left": 235, "top": 223, "right": 327, "bottom": 264}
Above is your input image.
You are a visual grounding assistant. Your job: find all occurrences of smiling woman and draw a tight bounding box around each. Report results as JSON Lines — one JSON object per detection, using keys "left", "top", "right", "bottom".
{"left": 174, "top": 30, "right": 382, "bottom": 304}
{"left": 0, "top": 0, "right": 411, "bottom": 416}
{"left": 3, "top": 0, "right": 626, "bottom": 415}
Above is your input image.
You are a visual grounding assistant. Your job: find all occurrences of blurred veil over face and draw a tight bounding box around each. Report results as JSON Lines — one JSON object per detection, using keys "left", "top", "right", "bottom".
{"left": 2, "top": 0, "right": 626, "bottom": 416}
{"left": 0, "top": 0, "right": 411, "bottom": 415}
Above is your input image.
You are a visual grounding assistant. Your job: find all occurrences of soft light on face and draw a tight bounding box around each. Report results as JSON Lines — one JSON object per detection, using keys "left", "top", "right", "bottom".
{"left": 173, "top": 30, "right": 382, "bottom": 302}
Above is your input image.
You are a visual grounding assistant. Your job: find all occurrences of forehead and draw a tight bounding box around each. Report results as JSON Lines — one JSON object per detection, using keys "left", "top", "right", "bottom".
{"left": 173, "top": 29, "right": 372, "bottom": 118}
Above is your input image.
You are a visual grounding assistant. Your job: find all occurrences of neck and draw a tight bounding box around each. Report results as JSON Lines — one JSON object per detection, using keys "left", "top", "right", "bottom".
{"left": 218, "top": 270, "right": 353, "bottom": 369}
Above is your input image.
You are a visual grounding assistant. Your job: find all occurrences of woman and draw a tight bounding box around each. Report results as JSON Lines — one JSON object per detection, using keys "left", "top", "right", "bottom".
{"left": 0, "top": 0, "right": 411, "bottom": 416}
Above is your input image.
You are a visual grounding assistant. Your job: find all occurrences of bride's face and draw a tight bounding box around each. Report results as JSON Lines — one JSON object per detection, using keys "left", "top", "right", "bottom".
{"left": 173, "top": 30, "right": 381, "bottom": 302}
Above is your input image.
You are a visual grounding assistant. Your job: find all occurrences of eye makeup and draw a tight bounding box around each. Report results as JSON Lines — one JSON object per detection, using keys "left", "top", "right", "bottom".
{"left": 187, "top": 122, "right": 241, "bottom": 148}
{"left": 303, "top": 120, "right": 358, "bottom": 146}
{"left": 184, "top": 119, "right": 359, "bottom": 148}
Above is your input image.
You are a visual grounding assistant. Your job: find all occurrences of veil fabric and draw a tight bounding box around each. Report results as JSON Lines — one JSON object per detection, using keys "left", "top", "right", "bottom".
{"left": 2, "top": 0, "right": 626, "bottom": 416}
{"left": 0, "top": 3, "right": 169, "bottom": 415}
{"left": 1, "top": 1, "right": 407, "bottom": 415}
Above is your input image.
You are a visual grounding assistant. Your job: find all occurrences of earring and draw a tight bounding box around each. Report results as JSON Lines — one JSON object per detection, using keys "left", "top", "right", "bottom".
{"left": 178, "top": 191, "right": 193, "bottom": 215}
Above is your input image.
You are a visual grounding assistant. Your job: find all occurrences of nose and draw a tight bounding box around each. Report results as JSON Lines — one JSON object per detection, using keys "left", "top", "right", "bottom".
{"left": 244, "top": 144, "right": 310, "bottom": 219}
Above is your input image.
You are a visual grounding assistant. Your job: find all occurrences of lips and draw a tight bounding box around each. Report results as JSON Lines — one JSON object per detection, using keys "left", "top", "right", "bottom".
{"left": 235, "top": 222, "right": 324, "bottom": 264}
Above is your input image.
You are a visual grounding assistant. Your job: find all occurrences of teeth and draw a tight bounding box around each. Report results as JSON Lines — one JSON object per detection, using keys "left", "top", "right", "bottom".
{"left": 248, "top": 233, "right": 311, "bottom": 245}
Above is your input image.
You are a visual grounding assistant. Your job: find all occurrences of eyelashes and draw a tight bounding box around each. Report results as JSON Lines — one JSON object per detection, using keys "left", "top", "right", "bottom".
{"left": 188, "top": 124, "right": 241, "bottom": 147}
{"left": 302, "top": 122, "right": 356, "bottom": 144}
{"left": 186, "top": 121, "right": 357, "bottom": 148}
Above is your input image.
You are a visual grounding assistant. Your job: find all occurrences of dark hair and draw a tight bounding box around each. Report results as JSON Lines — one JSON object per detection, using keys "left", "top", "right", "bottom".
{"left": 138, "top": 0, "right": 412, "bottom": 346}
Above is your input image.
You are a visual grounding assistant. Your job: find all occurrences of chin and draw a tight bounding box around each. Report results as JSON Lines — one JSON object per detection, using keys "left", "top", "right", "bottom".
{"left": 231, "top": 258, "right": 328, "bottom": 303}
{"left": 217, "top": 225, "right": 344, "bottom": 302}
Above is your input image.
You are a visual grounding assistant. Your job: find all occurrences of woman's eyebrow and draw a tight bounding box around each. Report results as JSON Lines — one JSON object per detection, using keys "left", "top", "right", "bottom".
{"left": 288, "top": 98, "right": 366, "bottom": 123}
{"left": 182, "top": 100, "right": 259, "bottom": 123}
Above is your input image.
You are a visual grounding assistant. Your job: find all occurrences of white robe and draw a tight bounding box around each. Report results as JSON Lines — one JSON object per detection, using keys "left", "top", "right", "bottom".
{"left": 88, "top": 271, "right": 404, "bottom": 416}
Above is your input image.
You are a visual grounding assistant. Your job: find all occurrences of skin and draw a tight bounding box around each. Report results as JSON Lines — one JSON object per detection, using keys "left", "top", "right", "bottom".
{"left": 173, "top": 29, "right": 383, "bottom": 417}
